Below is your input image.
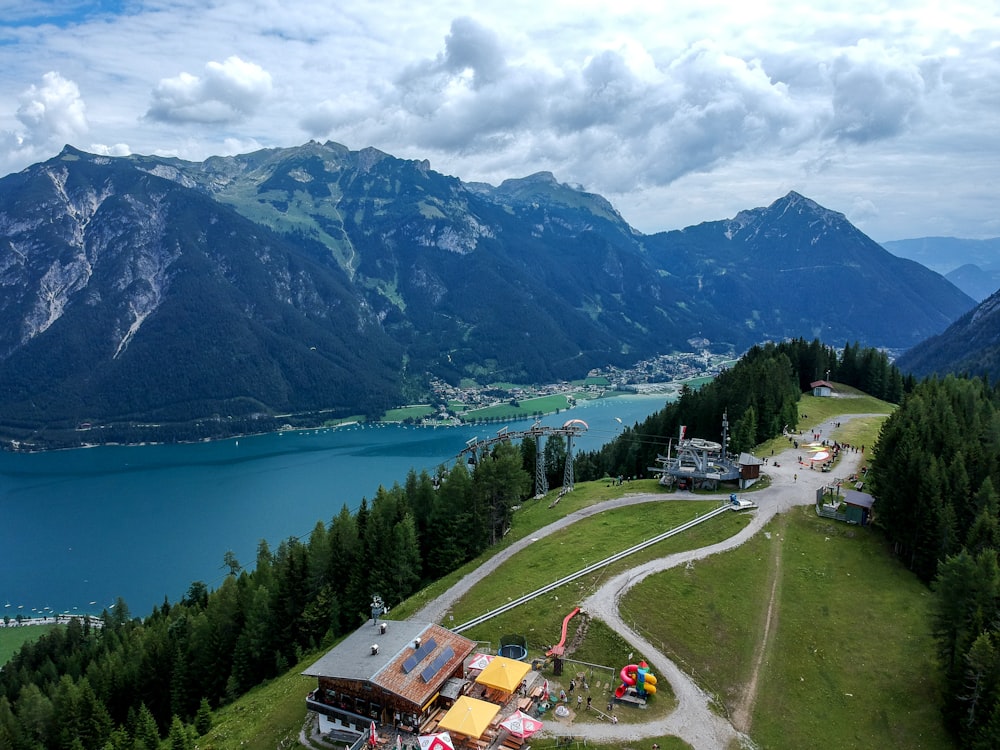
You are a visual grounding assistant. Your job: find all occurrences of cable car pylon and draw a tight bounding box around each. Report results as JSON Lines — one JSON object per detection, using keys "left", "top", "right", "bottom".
{"left": 456, "top": 419, "right": 588, "bottom": 496}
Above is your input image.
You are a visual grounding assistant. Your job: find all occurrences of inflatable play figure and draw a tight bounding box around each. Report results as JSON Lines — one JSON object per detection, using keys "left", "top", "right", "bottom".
{"left": 615, "top": 660, "right": 657, "bottom": 699}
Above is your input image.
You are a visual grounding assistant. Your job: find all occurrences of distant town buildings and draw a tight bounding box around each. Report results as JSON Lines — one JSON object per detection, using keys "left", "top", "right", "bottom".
{"left": 425, "top": 348, "right": 736, "bottom": 418}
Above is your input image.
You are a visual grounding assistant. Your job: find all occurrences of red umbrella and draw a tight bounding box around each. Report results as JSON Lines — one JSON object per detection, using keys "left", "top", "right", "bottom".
{"left": 418, "top": 732, "right": 455, "bottom": 750}
{"left": 499, "top": 710, "right": 543, "bottom": 738}
{"left": 369, "top": 720, "right": 378, "bottom": 746}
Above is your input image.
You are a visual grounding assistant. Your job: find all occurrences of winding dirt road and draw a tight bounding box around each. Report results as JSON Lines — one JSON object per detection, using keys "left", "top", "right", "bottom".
{"left": 414, "top": 416, "right": 875, "bottom": 749}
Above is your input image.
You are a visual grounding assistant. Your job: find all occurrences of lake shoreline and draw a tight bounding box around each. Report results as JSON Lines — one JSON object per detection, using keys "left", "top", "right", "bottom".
{"left": 1, "top": 388, "right": 676, "bottom": 455}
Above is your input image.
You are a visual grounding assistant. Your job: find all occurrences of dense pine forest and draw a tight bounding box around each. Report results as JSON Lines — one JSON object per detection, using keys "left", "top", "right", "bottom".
{"left": 0, "top": 338, "right": 914, "bottom": 749}
{"left": 867, "top": 375, "right": 1000, "bottom": 747}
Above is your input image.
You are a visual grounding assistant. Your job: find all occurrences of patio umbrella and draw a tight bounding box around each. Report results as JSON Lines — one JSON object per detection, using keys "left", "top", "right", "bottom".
{"left": 499, "top": 710, "right": 544, "bottom": 738}
{"left": 467, "top": 653, "right": 495, "bottom": 671}
{"left": 418, "top": 732, "right": 455, "bottom": 750}
{"left": 369, "top": 720, "right": 378, "bottom": 746}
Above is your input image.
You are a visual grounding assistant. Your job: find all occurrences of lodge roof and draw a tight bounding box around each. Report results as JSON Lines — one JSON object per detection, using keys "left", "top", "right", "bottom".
{"left": 302, "top": 620, "right": 476, "bottom": 708}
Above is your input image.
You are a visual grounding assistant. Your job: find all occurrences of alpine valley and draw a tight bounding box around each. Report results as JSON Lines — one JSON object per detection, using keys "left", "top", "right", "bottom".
{"left": 0, "top": 142, "right": 974, "bottom": 448}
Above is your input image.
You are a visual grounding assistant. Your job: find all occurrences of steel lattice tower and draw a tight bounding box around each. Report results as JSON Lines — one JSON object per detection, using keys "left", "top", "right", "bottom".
{"left": 535, "top": 434, "right": 548, "bottom": 497}
{"left": 562, "top": 431, "right": 575, "bottom": 492}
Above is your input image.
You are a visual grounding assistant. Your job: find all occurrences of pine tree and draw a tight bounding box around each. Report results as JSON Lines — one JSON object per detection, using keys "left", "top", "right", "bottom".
{"left": 194, "top": 697, "right": 212, "bottom": 735}
{"left": 167, "top": 715, "right": 192, "bottom": 750}
{"left": 133, "top": 702, "right": 161, "bottom": 750}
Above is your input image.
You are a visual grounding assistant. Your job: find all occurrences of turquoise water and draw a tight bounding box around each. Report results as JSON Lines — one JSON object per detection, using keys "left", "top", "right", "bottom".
{"left": 0, "top": 394, "right": 670, "bottom": 618}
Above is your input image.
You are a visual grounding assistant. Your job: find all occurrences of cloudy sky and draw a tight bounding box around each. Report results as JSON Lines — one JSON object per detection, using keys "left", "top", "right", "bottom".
{"left": 1, "top": 1, "right": 997, "bottom": 241}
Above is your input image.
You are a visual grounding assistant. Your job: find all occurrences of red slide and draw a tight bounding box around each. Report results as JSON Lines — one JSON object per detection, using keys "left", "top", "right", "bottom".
{"left": 545, "top": 607, "right": 580, "bottom": 657}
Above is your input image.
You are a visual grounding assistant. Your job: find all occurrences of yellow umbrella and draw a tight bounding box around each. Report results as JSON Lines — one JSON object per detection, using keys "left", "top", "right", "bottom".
{"left": 437, "top": 696, "right": 499, "bottom": 739}
{"left": 474, "top": 655, "right": 531, "bottom": 694}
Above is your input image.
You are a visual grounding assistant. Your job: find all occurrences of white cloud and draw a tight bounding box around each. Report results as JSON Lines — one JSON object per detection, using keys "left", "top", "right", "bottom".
{"left": 824, "top": 40, "right": 926, "bottom": 143}
{"left": 146, "top": 56, "right": 273, "bottom": 124}
{"left": 848, "top": 196, "right": 879, "bottom": 225}
{"left": 0, "top": 1, "right": 998, "bottom": 240}
{"left": 16, "top": 71, "right": 88, "bottom": 146}
{"left": 90, "top": 142, "right": 131, "bottom": 157}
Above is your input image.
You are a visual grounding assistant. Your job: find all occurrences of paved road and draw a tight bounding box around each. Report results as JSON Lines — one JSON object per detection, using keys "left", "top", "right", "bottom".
{"left": 414, "top": 415, "right": 875, "bottom": 749}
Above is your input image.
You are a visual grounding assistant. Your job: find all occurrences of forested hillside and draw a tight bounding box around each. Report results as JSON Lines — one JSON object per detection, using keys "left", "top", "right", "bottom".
{"left": 574, "top": 338, "right": 908, "bottom": 482}
{"left": 866, "top": 375, "right": 1000, "bottom": 747}
{"left": 0, "top": 445, "right": 530, "bottom": 750}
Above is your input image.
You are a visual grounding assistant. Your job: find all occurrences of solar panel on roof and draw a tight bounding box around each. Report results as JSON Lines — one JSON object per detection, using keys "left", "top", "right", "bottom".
{"left": 402, "top": 636, "right": 439, "bottom": 673}
{"left": 420, "top": 645, "right": 455, "bottom": 682}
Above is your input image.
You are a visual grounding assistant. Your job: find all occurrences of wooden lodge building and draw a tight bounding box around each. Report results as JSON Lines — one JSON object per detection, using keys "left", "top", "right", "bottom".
{"left": 303, "top": 619, "right": 477, "bottom": 736}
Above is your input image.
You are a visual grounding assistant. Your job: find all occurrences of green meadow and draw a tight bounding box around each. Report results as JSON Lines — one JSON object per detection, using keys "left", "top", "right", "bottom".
{"left": 0, "top": 623, "right": 60, "bottom": 667}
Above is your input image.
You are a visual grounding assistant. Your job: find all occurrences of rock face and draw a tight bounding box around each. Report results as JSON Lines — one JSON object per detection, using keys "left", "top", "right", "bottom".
{"left": 0, "top": 143, "right": 975, "bottom": 443}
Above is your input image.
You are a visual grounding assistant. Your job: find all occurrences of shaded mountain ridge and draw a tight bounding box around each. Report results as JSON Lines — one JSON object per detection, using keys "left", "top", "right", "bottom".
{"left": 0, "top": 142, "right": 975, "bottom": 445}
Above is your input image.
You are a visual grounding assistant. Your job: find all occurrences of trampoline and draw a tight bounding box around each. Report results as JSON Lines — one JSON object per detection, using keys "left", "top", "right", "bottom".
{"left": 499, "top": 643, "right": 527, "bottom": 660}
{"left": 498, "top": 634, "right": 528, "bottom": 661}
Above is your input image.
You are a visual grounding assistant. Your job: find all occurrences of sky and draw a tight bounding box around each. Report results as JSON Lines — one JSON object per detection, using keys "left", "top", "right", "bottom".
{"left": 1, "top": 1, "right": 998, "bottom": 242}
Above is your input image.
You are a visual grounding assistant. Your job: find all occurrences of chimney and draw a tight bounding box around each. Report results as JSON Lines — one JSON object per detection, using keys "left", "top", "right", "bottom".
{"left": 380, "top": 622, "right": 387, "bottom": 635}
{"left": 371, "top": 644, "right": 379, "bottom": 655}
{"left": 414, "top": 637, "right": 421, "bottom": 649}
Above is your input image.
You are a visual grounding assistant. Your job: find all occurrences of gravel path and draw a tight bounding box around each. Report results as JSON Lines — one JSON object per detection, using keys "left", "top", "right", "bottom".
{"left": 414, "top": 415, "right": 876, "bottom": 749}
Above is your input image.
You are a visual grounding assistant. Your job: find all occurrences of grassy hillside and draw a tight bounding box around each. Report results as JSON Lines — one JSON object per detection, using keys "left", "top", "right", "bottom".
{"left": 0, "top": 624, "right": 60, "bottom": 666}
{"left": 623, "top": 507, "right": 951, "bottom": 748}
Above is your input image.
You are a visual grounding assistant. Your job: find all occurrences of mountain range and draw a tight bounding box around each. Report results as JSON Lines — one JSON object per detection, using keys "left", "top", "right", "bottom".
{"left": 882, "top": 236, "right": 1000, "bottom": 301}
{"left": 0, "top": 142, "right": 976, "bottom": 447}
{"left": 894, "top": 288, "right": 1000, "bottom": 380}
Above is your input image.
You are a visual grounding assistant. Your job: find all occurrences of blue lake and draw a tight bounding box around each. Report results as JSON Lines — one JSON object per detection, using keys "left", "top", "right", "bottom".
{"left": 0, "top": 394, "right": 670, "bottom": 618}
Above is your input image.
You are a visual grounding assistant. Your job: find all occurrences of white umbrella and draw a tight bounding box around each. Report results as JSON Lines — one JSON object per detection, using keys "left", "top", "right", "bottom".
{"left": 467, "top": 653, "right": 495, "bottom": 670}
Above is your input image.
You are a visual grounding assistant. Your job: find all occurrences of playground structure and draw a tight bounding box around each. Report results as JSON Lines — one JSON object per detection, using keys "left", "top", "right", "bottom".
{"left": 457, "top": 419, "right": 589, "bottom": 497}
{"left": 530, "top": 607, "right": 581, "bottom": 675}
{"left": 615, "top": 660, "right": 657, "bottom": 703}
{"left": 531, "top": 607, "right": 581, "bottom": 675}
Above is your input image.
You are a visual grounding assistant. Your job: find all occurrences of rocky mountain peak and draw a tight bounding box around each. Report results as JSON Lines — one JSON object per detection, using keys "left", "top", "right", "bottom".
{"left": 0, "top": 142, "right": 977, "bottom": 446}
